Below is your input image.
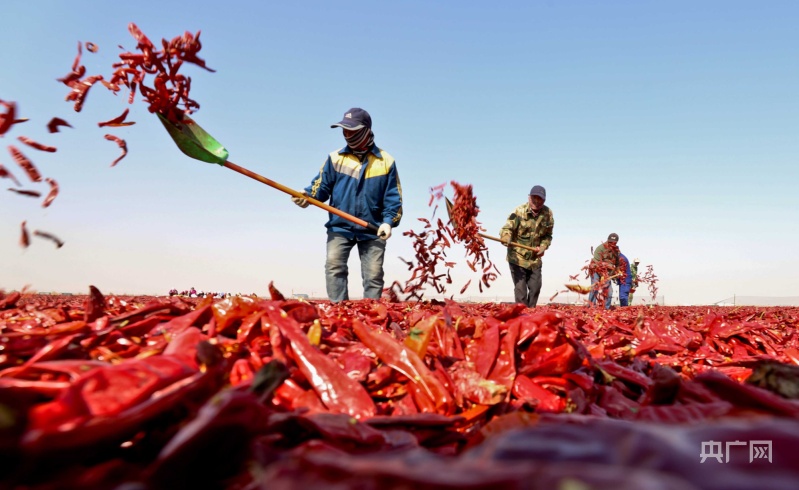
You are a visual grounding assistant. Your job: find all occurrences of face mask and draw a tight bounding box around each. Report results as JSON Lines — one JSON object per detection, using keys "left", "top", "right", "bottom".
{"left": 344, "top": 127, "right": 372, "bottom": 150}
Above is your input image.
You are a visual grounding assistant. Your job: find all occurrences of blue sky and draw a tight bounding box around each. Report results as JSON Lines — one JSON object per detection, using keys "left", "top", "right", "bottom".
{"left": 2, "top": 0, "right": 797, "bottom": 305}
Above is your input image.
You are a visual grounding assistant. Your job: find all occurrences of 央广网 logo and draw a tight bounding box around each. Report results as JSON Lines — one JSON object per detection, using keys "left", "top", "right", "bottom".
{"left": 700, "top": 440, "right": 772, "bottom": 463}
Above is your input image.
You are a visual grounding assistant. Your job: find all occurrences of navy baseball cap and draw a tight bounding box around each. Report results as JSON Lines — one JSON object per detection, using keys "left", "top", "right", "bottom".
{"left": 331, "top": 108, "right": 372, "bottom": 130}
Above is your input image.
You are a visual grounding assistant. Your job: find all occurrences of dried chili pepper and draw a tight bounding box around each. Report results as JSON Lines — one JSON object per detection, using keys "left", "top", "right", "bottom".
{"left": 0, "top": 163, "right": 22, "bottom": 186}
{"left": 20, "top": 220, "right": 30, "bottom": 248}
{"left": 98, "top": 108, "right": 135, "bottom": 128}
{"left": 33, "top": 230, "right": 64, "bottom": 248}
{"left": 86, "top": 41, "right": 98, "bottom": 53}
{"left": 0, "top": 99, "right": 20, "bottom": 136}
{"left": 46, "top": 117, "right": 73, "bottom": 133}
{"left": 17, "top": 135, "right": 57, "bottom": 153}
{"left": 8, "top": 145, "right": 42, "bottom": 182}
{"left": 41, "top": 177, "right": 59, "bottom": 208}
{"left": 104, "top": 134, "right": 128, "bottom": 166}
{"left": 8, "top": 188, "right": 41, "bottom": 197}
{"left": 269, "top": 308, "right": 376, "bottom": 419}
{"left": 352, "top": 318, "right": 454, "bottom": 415}
{"left": 65, "top": 74, "right": 104, "bottom": 112}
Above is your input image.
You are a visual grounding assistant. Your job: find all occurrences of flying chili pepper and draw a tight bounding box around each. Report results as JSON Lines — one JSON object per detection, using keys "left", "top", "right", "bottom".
{"left": 32, "top": 230, "right": 65, "bottom": 249}
{"left": 46, "top": 117, "right": 73, "bottom": 133}
{"left": 104, "top": 134, "right": 128, "bottom": 166}
{"left": 0, "top": 100, "right": 21, "bottom": 136}
{"left": 57, "top": 42, "right": 86, "bottom": 87}
{"left": 7, "top": 145, "right": 42, "bottom": 182}
{"left": 0, "top": 163, "right": 22, "bottom": 186}
{"left": 20, "top": 220, "right": 30, "bottom": 248}
{"left": 8, "top": 188, "right": 42, "bottom": 198}
{"left": 65, "top": 74, "right": 104, "bottom": 112}
{"left": 98, "top": 108, "right": 135, "bottom": 128}
{"left": 17, "top": 135, "right": 57, "bottom": 153}
{"left": 85, "top": 41, "right": 98, "bottom": 53}
{"left": 42, "top": 178, "right": 59, "bottom": 208}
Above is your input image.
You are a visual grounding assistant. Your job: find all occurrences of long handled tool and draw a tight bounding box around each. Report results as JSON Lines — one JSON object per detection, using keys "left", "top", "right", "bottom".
{"left": 157, "top": 113, "right": 380, "bottom": 233}
{"left": 444, "top": 197, "right": 539, "bottom": 253}
{"left": 565, "top": 273, "right": 622, "bottom": 294}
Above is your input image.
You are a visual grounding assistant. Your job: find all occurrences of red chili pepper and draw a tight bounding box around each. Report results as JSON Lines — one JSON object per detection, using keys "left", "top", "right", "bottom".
{"left": 8, "top": 188, "right": 41, "bottom": 198}
{"left": 0, "top": 99, "right": 19, "bottom": 136}
{"left": 0, "top": 163, "right": 22, "bottom": 187}
{"left": 97, "top": 108, "right": 135, "bottom": 127}
{"left": 145, "top": 384, "right": 275, "bottom": 489}
{"left": 268, "top": 281, "right": 286, "bottom": 301}
{"left": 449, "top": 360, "right": 508, "bottom": 405}
{"left": 20, "top": 220, "right": 30, "bottom": 248}
{"left": 235, "top": 311, "right": 264, "bottom": 343}
{"left": 512, "top": 374, "right": 564, "bottom": 412}
{"left": 464, "top": 319, "right": 499, "bottom": 379}
{"left": 46, "top": 117, "right": 73, "bottom": 133}
{"left": 270, "top": 309, "right": 376, "bottom": 419}
{"left": 17, "top": 135, "right": 57, "bottom": 152}
{"left": 594, "top": 360, "right": 653, "bottom": 390}
{"left": 40, "top": 177, "right": 59, "bottom": 208}
{"left": 128, "top": 22, "right": 155, "bottom": 50}
{"left": 487, "top": 319, "right": 520, "bottom": 390}
{"left": 352, "top": 318, "right": 454, "bottom": 415}
{"left": 103, "top": 134, "right": 128, "bottom": 166}
{"left": 23, "top": 368, "right": 215, "bottom": 455}
{"left": 7, "top": 145, "right": 41, "bottom": 182}
{"left": 83, "top": 285, "right": 106, "bottom": 323}
{"left": 403, "top": 313, "right": 439, "bottom": 358}
{"left": 65, "top": 74, "right": 104, "bottom": 112}
{"left": 230, "top": 359, "right": 254, "bottom": 386}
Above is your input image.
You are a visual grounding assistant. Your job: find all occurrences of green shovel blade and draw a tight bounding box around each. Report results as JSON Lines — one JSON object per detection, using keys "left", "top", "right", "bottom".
{"left": 157, "top": 112, "right": 229, "bottom": 165}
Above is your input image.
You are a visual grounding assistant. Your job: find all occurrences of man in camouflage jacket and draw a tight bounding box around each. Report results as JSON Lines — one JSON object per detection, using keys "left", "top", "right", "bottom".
{"left": 499, "top": 185, "right": 554, "bottom": 307}
{"left": 588, "top": 233, "right": 621, "bottom": 309}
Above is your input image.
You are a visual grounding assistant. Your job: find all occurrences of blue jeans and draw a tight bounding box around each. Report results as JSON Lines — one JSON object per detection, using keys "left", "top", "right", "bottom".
{"left": 325, "top": 231, "right": 386, "bottom": 302}
{"left": 619, "top": 284, "right": 630, "bottom": 306}
{"left": 588, "top": 273, "right": 612, "bottom": 309}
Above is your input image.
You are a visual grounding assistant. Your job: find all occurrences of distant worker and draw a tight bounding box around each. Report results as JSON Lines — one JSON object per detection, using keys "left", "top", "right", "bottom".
{"left": 292, "top": 108, "right": 403, "bottom": 302}
{"left": 588, "top": 233, "right": 620, "bottom": 309}
{"left": 617, "top": 253, "right": 632, "bottom": 306}
{"left": 629, "top": 257, "right": 640, "bottom": 304}
{"left": 499, "top": 185, "right": 555, "bottom": 307}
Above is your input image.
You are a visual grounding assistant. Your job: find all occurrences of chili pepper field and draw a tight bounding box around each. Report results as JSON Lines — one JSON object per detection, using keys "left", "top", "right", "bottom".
{"left": 2, "top": 287, "right": 799, "bottom": 490}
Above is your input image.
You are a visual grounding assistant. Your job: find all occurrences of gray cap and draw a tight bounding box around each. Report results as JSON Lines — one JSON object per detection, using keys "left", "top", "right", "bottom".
{"left": 529, "top": 185, "right": 546, "bottom": 201}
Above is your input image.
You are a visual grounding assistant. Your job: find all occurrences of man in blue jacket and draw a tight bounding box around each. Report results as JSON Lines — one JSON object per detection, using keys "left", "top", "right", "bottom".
{"left": 617, "top": 253, "right": 632, "bottom": 306}
{"left": 293, "top": 108, "right": 403, "bottom": 302}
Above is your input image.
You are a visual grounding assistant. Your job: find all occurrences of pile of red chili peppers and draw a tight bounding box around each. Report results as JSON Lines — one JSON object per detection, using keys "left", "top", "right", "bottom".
{"left": 2, "top": 286, "right": 799, "bottom": 489}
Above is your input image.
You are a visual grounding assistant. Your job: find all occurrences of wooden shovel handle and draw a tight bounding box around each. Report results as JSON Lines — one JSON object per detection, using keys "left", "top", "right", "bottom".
{"left": 224, "top": 160, "right": 380, "bottom": 233}
{"left": 479, "top": 233, "right": 540, "bottom": 253}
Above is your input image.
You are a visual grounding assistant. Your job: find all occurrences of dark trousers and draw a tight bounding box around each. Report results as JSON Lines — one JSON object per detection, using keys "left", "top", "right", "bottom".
{"left": 509, "top": 263, "right": 542, "bottom": 307}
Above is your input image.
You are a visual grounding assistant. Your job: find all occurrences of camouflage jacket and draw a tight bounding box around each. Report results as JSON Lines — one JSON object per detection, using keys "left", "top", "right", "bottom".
{"left": 499, "top": 203, "right": 554, "bottom": 269}
{"left": 590, "top": 241, "right": 620, "bottom": 275}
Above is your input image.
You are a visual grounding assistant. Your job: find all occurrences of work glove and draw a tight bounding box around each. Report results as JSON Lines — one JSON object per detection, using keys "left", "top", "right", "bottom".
{"left": 378, "top": 223, "right": 392, "bottom": 240}
{"left": 500, "top": 235, "right": 510, "bottom": 245}
{"left": 291, "top": 195, "right": 309, "bottom": 208}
